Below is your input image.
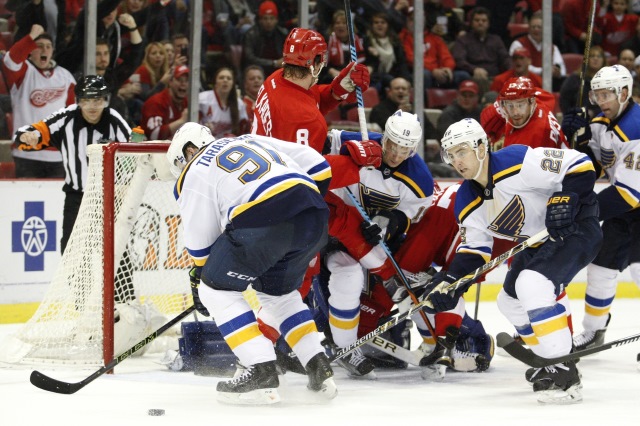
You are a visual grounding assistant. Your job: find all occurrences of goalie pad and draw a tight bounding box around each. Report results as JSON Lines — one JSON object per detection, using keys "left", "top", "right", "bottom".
{"left": 113, "top": 301, "right": 166, "bottom": 356}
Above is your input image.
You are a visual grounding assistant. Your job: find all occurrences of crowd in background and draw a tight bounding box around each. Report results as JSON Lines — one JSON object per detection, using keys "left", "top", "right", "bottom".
{"left": 0, "top": 0, "right": 638, "bottom": 178}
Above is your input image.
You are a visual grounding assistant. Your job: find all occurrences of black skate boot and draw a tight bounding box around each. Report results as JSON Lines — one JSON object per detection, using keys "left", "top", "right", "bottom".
{"left": 216, "top": 361, "right": 280, "bottom": 405}
{"left": 419, "top": 326, "right": 459, "bottom": 380}
{"left": 336, "top": 346, "right": 377, "bottom": 379}
{"left": 573, "top": 314, "right": 611, "bottom": 351}
{"left": 305, "top": 352, "right": 338, "bottom": 399}
{"left": 531, "top": 360, "right": 582, "bottom": 404}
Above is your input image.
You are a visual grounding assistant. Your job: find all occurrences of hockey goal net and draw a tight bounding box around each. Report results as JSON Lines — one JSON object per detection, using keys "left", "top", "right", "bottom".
{"left": 0, "top": 143, "right": 193, "bottom": 368}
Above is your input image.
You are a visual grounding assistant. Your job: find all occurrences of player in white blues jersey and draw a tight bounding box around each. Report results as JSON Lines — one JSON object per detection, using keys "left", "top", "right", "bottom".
{"left": 321, "top": 111, "right": 434, "bottom": 378}
{"left": 168, "top": 123, "right": 336, "bottom": 405}
{"left": 562, "top": 65, "right": 640, "bottom": 352}
{"left": 424, "top": 118, "right": 601, "bottom": 404}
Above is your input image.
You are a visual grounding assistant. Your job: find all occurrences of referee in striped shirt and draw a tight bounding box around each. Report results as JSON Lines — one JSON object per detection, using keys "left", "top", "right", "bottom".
{"left": 15, "top": 75, "right": 131, "bottom": 253}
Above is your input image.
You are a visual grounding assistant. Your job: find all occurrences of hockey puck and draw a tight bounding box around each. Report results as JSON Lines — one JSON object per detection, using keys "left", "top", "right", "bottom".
{"left": 148, "top": 409, "right": 165, "bottom": 416}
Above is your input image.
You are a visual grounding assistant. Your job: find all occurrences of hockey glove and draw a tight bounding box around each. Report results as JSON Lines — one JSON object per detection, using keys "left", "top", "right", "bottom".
{"left": 424, "top": 270, "right": 463, "bottom": 313}
{"left": 331, "top": 62, "right": 371, "bottom": 103}
{"left": 189, "top": 266, "right": 210, "bottom": 317}
{"left": 341, "top": 139, "right": 382, "bottom": 168}
{"left": 545, "top": 191, "right": 580, "bottom": 240}
{"left": 561, "top": 107, "right": 591, "bottom": 147}
{"left": 480, "top": 104, "right": 505, "bottom": 144}
{"left": 372, "top": 210, "right": 406, "bottom": 252}
{"left": 360, "top": 220, "right": 383, "bottom": 246}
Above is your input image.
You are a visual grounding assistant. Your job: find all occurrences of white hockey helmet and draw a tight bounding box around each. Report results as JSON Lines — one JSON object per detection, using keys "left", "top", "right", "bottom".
{"left": 383, "top": 110, "right": 422, "bottom": 156}
{"left": 589, "top": 65, "right": 633, "bottom": 107}
{"left": 440, "top": 118, "right": 488, "bottom": 165}
{"left": 167, "top": 122, "right": 214, "bottom": 178}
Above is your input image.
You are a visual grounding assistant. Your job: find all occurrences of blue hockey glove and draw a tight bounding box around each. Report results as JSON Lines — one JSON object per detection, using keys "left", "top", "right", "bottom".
{"left": 190, "top": 266, "right": 210, "bottom": 316}
{"left": 561, "top": 107, "right": 591, "bottom": 147}
{"left": 424, "top": 270, "right": 463, "bottom": 313}
{"left": 545, "top": 191, "right": 579, "bottom": 240}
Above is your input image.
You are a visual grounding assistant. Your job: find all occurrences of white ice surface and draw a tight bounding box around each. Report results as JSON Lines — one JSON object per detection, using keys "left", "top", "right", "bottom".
{"left": 1, "top": 299, "right": 640, "bottom": 426}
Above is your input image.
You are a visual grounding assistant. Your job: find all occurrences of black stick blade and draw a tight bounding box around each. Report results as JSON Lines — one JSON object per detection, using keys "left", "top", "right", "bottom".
{"left": 496, "top": 332, "right": 546, "bottom": 368}
{"left": 30, "top": 370, "right": 83, "bottom": 394}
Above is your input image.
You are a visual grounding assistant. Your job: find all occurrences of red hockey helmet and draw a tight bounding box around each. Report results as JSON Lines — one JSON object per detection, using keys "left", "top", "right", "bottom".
{"left": 283, "top": 28, "right": 328, "bottom": 68}
{"left": 498, "top": 76, "right": 537, "bottom": 101}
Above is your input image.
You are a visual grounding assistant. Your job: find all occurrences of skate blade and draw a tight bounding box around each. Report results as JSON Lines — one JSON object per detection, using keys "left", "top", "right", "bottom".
{"left": 217, "top": 388, "right": 281, "bottom": 405}
{"left": 309, "top": 377, "right": 338, "bottom": 400}
{"left": 420, "top": 364, "right": 446, "bottom": 381}
{"left": 347, "top": 370, "right": 377, "bottom": 380}
{"left": 536, "top": 385, "right": 583, "bottom": 405}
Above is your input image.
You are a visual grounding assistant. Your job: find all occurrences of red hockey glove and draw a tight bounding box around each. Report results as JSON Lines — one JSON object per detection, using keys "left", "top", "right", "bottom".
{"left": 480, "top": 104, "right": 505, "bottom": 144}
{"left": 340, "top": 139, "right": 382, "bottom": 167}
{"left": 331, "top": 62, "right": 370, "bottom": 103}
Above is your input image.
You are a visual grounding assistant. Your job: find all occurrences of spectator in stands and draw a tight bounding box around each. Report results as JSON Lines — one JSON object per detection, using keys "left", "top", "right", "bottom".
{"left": 562, "top": 0, "right": 603, "bottom": 54}
{"left": 14, "top": 75, "right": 130, "bottom": 253}
{"left": 320, "top": 9, "right": 367, "bottom": 85}
{"left": 425, "top": 0, "right": 466, "bottom": 45}
{"left": 242, "top": 1, "right": 287, "bottom": 78}
{"left": 490, "top": 47, "right": 542, "bottom": 93}
{"left": 620, "top": 19, "right": 640, "bottom": 57}
{"left": 162, "top": 39, "right": 176, "bottom": 67}
{"left": 509, "top": 11, "right": 566, "bottom": 92}
{"left": 275, "top": 0, "right": 297, "bottom": 31}
{"left": 130, "top": 41, "right": 172, "bottom": 103}
{"left": 141, "top": 65, "right": 189, "bottom": 140}
{"left": 119, "top": 0, "right": 151, "bottom": 38}
{"left": 597, "top": 0, "right": 639, "bottom": 58}
{"left": 314, "top": 0, "right": 407, "bottom": 36}
{"left": 522, "top": 0, "right": 566, "bottom": 53}
{"left": 436, "top": 80, "right": 482, "bottom": 140}
{"left": 144, "top": 0, "right": 174, "bottom": 42}
{"left": 198, "top": 66, "right": 250, "bottom": 138}
{"left": 10, "top": 0, "right": 65, "bottom": 51}
{"left": 171, "top": 33, "right": 190, "bottom": 68}
{"left": 242, "top": 64, "right": 265, "bottom": 127}
{"left": 369, "top": 76, "right": 438, "bottom": 144}
{"left": 634, "top": 55, "right": 640, "bottom": 86}
{"left": 400, "top": 9, "right": 469, "bottom": 92}
{"left": 474, "top": 0, "right": 519, "bottom": 47}
{"left": 451, "top": 6, "right": 511, "bottom": 95}
{"left": 2, "top": 24, "right": 75, "bottom": 178}
{"left": 618, "top": 48, "right": 636, "bottom": 75}
{"left": 57, "top": 0, "right": 142, "bottom": 75}
{"left": 559, "top": 45, "right": 606, "bottom": 119}
{"left": 364, "top": 11, "right": 411, "bottom": 97}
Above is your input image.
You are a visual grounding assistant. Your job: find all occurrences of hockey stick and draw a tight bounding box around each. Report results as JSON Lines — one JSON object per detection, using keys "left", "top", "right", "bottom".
{"left": 330, "top": 229, "right": 546, "bottom": 361}
{"left": 571, "top": 0, "right": 597, "bottom": 149}
{"left": 366, "top": 335, "right": 423, "bottom": 366}
{"left": 496, "top": 330, "right": 640, "bottom": 368}
{"left": 344, "top": 0, "right": 368, "bottom": 140}
{"left": 30, "top": 305, "right": 195, "bottom": 394}
{"left": 345, "top": 189, "right": 438, "bottom": 340}
{"left": 426, "top": 229, "right": 549, "bottom": 307}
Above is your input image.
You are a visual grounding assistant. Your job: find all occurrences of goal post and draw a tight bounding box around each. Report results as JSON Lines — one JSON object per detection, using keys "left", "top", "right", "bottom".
{"left": 0, "top": 142, "right": 193, "bottom": 368}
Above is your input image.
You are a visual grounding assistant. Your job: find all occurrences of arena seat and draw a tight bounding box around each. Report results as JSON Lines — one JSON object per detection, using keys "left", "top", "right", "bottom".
{"left": 426, "top": 88, "right": 457, "bottom": 109}
{"left": 562, "top": 53, "right": 584, "bottom": 75}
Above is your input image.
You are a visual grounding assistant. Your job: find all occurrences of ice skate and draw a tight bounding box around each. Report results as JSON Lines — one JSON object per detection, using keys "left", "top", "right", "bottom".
{"left": 573, "top": 314, "right": 611, "bottom": 351}
{"left": 531, "top": 361, "right": 582, "bottom": 404}
{"left": 306, "top": 352, "right": 338, "bottom": 399}
{"left": 336, "top": 347, "right": 376, "bottom": 379}
{"left": 216, "top": 361, "right": 280, "bottom": 405}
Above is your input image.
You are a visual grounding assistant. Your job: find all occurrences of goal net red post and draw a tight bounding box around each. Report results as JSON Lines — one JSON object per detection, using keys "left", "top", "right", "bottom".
{"left": 0, "top": 143, "right": 195, "bottom": 367}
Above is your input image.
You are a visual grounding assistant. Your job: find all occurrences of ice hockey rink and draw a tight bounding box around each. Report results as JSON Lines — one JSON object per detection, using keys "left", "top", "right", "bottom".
{"left": 1, "top": 294, "right": 639, "bottom": 426}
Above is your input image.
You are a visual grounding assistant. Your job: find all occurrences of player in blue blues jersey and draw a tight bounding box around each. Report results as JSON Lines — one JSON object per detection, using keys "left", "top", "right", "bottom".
{"left": 424, "top": 118, "right": 602, "bottom": 404}
{"left": 562, "top": 65, "right": 640, "bottom": 352}
{"left": 167, "top": 123, "right": 337, "bottom": 405}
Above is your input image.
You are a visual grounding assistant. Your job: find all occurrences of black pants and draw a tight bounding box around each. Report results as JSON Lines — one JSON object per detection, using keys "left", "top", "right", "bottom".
{"left": 61, "top": 191, "right": 83, "bottom": 254}
{"left": 14, "top": 157, "right": 65, "bottom": 178}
